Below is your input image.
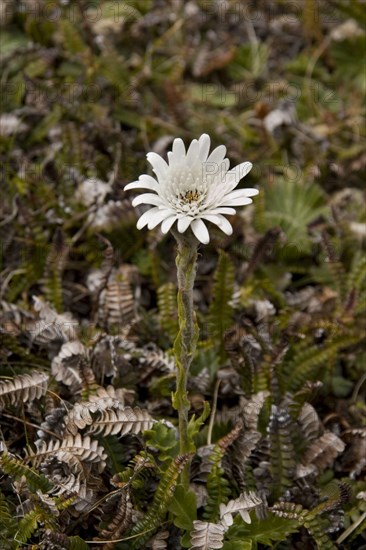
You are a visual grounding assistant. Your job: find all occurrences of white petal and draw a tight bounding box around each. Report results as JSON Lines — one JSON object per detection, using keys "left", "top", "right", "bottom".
{"left": 186, "top": 139, "right": 199, "bottom": 165}
{"left": 191, "top": 218, "right": 210, "bottom": 244}
{"left": 161, "top": 215, "right": 177, "bottom": 234}
{"left": 222, "top": 197, "right": 253, "bottom": 206}
{"left": 140, "top": 174, "right": 160, "bottom": 187}
{"left": 224, "top": 189, "right": 258, "bottom": 201}
{"left": 208, "top": 207, "right": 236, "bottom": 215}
{"left": 201, "top": 214, "right": 233, "bottom": 235}
{"left": 177, "top": 216, "right": 193, "bottom": 233}
{"left": 172, "top": 137, "right": 186, "bottom": 158}
{"left": 146, "top": 152, "right": 169, "bottom": 181}
{"left": 147, "top": 209, "right": 176, "bottom": 229}
{"left": 132, "top": 193, "right": 164, "bottom": 207}
{"left": 198, "top": 134, "right": 211, "bottom": 162}
{"left": 136, "top": 207, "right": 159, "bottom": 229}
{"left": 207, "top": 144, "right": 227, "bottom": 165}
{"left": 227, "top": 161, "right": 253, "bottom": 181}
{"left": 124, "top": 177, "right": 158, "bottom": 191}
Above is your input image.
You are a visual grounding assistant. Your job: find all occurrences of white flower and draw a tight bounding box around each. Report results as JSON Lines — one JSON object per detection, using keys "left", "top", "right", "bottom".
{"left": 124, "top": 134, "right": 258, "bottom": 244}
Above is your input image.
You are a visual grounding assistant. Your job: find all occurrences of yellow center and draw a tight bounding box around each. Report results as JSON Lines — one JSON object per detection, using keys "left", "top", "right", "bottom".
{"left": 180, "top": 190, "right": 200, "bottom": 204}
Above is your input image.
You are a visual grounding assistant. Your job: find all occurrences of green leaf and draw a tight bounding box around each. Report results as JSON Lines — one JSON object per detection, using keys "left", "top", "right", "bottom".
{"left": 261, "top": 179, "right": 327, "bottom": 255}
{"left": 169, "top": 485, "right": 197, "bottom": 531}
{"left": 145, "top": 421, "right": 179, "bottom": 461}
{"left": 68, "top": 536, "right": 90, "bottom": 550}
{"left": 208, "top": 250, "right": 235, "bottom": 354}
{"left": 226, "top": 514, "right": 299, "bottom": 546}
{"left": 188, "top": 401, "right": 211, "bottom": 448}
{"left": 223, "top": 541, "right": 252, "bottom": 550}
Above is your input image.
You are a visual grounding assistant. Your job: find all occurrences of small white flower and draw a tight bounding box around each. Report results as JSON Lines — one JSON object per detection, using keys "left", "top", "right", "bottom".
{"left": 124, "top": 134, "right": 258, "bottom": 244}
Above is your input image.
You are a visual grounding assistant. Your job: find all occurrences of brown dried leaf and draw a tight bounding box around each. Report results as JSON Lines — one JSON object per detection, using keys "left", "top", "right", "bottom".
{"left": 0, "top": 371, "right": 49, "bottom": 410}
{"left": 190, "top": 520, "right": 225, "bottom": 550}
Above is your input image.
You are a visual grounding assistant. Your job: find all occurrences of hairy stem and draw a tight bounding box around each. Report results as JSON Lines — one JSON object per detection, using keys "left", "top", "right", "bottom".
{"left": 171, "top": 229, "right": 199, "bottom": 486}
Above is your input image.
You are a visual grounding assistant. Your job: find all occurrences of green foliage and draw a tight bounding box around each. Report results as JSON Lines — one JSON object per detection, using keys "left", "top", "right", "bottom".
{"left": 68, "top": 537, "right": 90, "bottom": 550}
{"left": 169, "top": 484, "right": 197, "bottom": 535}
{"left": 158, "top": 281, "right": 179, "bottom": 342}
{"left": 0, "top": 489, "right": 17, "bottom": 550}
{"left": 268, "top": 406, "right": 295, "bottom": 500}
{"left": 127, "top": 455, "right": 190, "bottom": 549}
{"left": 225, "top": 514, "right": 299, "bottom": 547}
{"left": 271, "top": 501, "right": 337, "bottom": 550}
{"left": 0, "top": 453, "right": 54, "bottom": 493}
{"left": 145, "top": 421, "right": 179, "bottom": 461}
{"left": 286, "top": 331, "right": 363, "bottom": 392}
{"left": 203, "top": 444, "right": 231, "bottom": 522}
{"left": 260, "top": 179, "right": 327, "bottom": 254}
{"left": 208, "top": 250, "right": 235, "bottom": 353}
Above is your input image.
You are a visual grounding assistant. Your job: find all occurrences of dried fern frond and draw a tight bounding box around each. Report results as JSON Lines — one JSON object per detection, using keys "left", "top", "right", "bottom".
{"left": 87, "top": 407, "right": 155, "bottom": 437}
{"left": 28, "top": 434, "right": 107, "bottom": 472}
{"left": 64, "top": 386, "right": 125, "bottom": 435}
{"left": 298, "top": 403, "right": 321, "bottom": 442}
{"left": 96, "top": 265, "right": 138, "bottom": 329}
{"left": 189, "top": 520, "right": 225, "bottom": 550}
{"left": 29, "top": 296, "right": 79, "bottom": 348}
{"left": 302, "top": 432, "right": 345, "bottom": 472}
{"left": 148, "top": 530, "right": 169, "bottom": 549}
{"left": 88, "top": 199, "right": 137, "bottom": 232}
{"left": 342, "top": 428, "right": 366, "bottom": 478}
{"left": 37, "top": 408, "right": 66, "bottom": 441}
{"left": 241, "top": 391, "right": 270, "bottom": 431}
{"left": 97, "top": 488, "right": 133, "bottom": 548}
{"left": 0, "top": 371, "right": 49, "bottom": 410}
{"left": 219, "top": 491, "right": 262, "bottom": 527}
{"left": 51, "top": 341, "right": 87, "bottom": 392}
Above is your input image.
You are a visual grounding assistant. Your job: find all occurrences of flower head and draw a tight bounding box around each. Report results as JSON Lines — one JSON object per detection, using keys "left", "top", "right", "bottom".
{"left": 124, "top": 134, "right": 258, "bottom": 244}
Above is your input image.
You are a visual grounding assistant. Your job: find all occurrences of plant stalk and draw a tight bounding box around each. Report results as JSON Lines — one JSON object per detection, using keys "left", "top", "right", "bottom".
{"left": 171, "top": 229, "right": 199, "bottom": 486}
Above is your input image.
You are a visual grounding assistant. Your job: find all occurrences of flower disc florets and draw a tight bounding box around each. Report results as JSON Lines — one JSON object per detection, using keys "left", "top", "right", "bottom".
{"left": 124, "top": 134, "right": 258, "bottom": 244}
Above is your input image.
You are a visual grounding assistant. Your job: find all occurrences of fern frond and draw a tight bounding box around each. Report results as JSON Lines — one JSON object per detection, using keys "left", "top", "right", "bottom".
{"left": 65, "top": 389, "right": 154, "bottom": 437}
{"left": 28, "top": 434, "right": 107, "bottom": 472}
{"left": 97, "top": 265, "right": 136, "bottom": 329}
{"left": 219, "top": 491, "right": 262, "bottom": 527}
{"left": 0, "top": 488, "right": 17, "bottom": 548}
{"left": 242, "top": 391, "right": 270, "bottom": 431}
{"left": 0, "top": 452, "right": 54, "bottom": 493}
{"left": 157, "top": 281, "right": 179, "bottom": 342}
{"left": 0, "top": 371, "right": 49, "bottom": 410}
{"left": 287, "top": 332, "right": 363, "bottom": 392}
{"left": 43, "top": 228, "right": 68, "bottom": 312}
{"left": 269, "top": 405, "right": 295, "bottom": 500}
{"left": 208, "top": 250, "right": 235, "bottom": 349}
{"left": 203, "top": 444, "right": 231, "bottom": 522}
{"left": 97, "top": 488, "right": 133, "bottom": 547}
{"left": 128, "top": 454, "right": 190, "bottom": 549}
{"left": 149, "top": 530, "right": 169, "bottom": 549}
{"left": 15, "top": 503, "right": 56, "bottom": 548}
{"left": 301, "top": 432, "right": 345, "bottom": 472}
{"left": 30, "top": 295, "right": 79, "bottom": 344}
{"left": 51, "top": 341, "right": 87, "bottom": 393}
{"left": 88, "top": 407, "right": 155, "bottom": 436}
{"left": 189, "top": 520, "right": 225, "bottom": 550}
{"left": 271, "top": 501, "right": 336, "bottom": 550}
